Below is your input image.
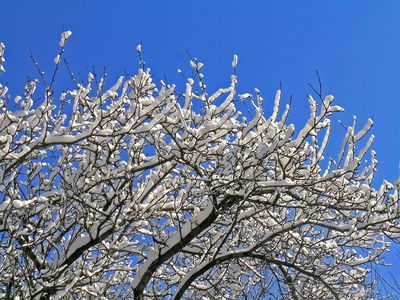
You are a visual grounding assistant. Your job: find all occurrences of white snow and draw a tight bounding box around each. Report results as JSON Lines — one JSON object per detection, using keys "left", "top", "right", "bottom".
{"left": 232, "top": 54, "right": 238, "bottom": 68}
{"left": 54, "top": 54, "right": 61, "bottom": 64}
{"left": 59, "top": 30, "right": 72, "bottom": 47}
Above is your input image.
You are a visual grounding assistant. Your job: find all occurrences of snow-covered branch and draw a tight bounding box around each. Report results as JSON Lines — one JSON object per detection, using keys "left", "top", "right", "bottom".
{"left": 0, "top": 33, "right": 399, "bottom": 299}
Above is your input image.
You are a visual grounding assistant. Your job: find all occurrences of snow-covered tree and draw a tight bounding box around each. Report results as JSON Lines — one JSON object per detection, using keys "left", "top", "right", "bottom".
{"left": 1, "top": 31, "right": 400, "bottom": 299}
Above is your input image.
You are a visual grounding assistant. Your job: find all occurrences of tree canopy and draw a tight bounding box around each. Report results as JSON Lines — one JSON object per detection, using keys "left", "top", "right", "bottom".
{"left": 1, "top": 31, "right": 400, "bottom": 299}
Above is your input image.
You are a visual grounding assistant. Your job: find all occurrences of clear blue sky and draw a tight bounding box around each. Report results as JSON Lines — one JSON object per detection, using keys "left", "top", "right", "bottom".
{"left": 2, "top": 0, "right": 400, "bottom": 291}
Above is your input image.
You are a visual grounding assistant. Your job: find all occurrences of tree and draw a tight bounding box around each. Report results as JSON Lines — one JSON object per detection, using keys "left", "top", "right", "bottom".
{"left": 0, "top": 31, "right": 400, "bottom": 300}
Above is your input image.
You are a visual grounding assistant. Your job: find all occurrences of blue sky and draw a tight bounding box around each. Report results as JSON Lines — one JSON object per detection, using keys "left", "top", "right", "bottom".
{"left": 2, "top": 0, "right": 400, "bottom": 291}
